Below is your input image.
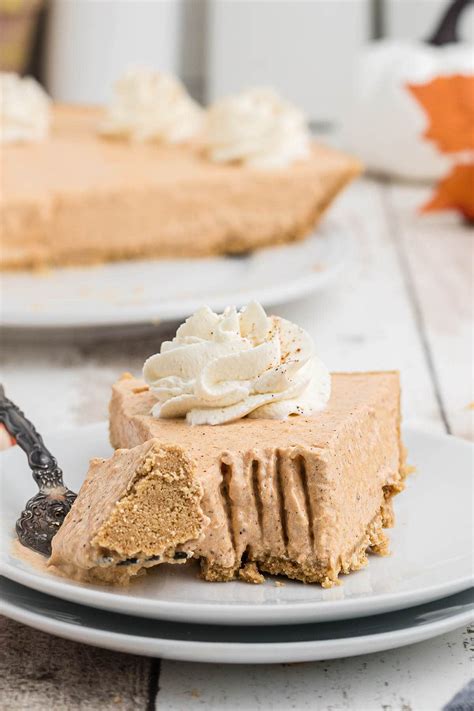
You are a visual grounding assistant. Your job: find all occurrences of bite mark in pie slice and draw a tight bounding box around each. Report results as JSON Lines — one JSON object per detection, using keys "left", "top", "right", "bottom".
{"left": 49, "top": 440, "right": 207, "bottom": 583}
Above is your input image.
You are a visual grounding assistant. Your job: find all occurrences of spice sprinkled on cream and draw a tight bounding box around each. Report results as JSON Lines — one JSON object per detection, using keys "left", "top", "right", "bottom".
{"left": 143, "top": 302, "right": 331, "bottom": 425}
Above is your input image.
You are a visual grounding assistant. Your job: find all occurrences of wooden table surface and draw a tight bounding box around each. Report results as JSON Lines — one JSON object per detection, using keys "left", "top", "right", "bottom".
{"left": 1, "top": 177, "right": 472, "bottom": 710}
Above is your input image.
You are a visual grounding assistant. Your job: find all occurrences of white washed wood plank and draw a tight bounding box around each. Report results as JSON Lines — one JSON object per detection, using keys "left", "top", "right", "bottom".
{"left": 1, "top": 617, "right": 152, "bottom": 711}
{"left": 156, "top": 625, "right": 473, "bottom": 710}
{"left": 385, "top": 182, "right": 473, "bottom": 440}
{"left": 0, "top": 328, "right": 175, "bottom": 433}
{"left": 277, "top": 177, "right": 444, "bottom": 434}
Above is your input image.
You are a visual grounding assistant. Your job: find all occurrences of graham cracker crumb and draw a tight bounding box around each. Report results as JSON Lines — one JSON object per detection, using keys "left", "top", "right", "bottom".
{"left": 321, "top": 577, "right": 341, "bottom": 589}
{"left": 238, "top": 562, "right": 265, "bottom": 584}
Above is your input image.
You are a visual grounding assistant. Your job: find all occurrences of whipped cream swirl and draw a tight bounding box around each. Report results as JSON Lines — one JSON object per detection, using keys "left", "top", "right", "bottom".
{"left": 204, "top": 88, "right": 311, "bottom": 169}
{"left": 0, "top": 72, "right": 51, "bottom": 144}
{"left": 100, "top": 68, "right": 203, "bottom": 143}
{"left": 143, "top": 302, "right": 331, "bottom": 426}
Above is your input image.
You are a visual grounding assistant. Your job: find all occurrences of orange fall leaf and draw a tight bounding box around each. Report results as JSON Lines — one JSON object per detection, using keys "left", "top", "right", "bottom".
{"left": 408, "top": 74, "right": 474, "bottom": 154}
{"left": 422, "top": 162, "right": 474, "bottom": 222}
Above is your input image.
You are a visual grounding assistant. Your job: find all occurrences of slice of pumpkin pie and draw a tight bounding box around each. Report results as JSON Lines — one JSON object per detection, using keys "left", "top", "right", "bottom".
{"left": 50, "top": 303, "right": 407, "bottom": 586}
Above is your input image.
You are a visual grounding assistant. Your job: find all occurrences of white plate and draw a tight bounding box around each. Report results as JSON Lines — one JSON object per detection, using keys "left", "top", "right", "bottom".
{"left": 1, "top": 577, "right": 472, "bottom": 664}
{"left": 1, "top": 423, "right": 472, "bottom": 626}
{"left": 1, "top": 221, "right": 350, "bottom": 329}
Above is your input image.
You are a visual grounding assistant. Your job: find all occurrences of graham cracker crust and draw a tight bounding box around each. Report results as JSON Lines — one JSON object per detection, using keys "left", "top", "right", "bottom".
{"left": 198, "top": 500, "right": 394, "bottom": 587}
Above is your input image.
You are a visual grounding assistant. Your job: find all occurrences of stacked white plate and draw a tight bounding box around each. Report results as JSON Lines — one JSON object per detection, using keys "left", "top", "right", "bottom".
{"left": 1, "top": 423, "right": 472, "bottom": 664}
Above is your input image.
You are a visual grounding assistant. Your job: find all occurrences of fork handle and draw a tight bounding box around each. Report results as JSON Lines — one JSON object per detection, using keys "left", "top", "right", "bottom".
{"left": 0, "top": 385, "right": 65, "bottom": 492}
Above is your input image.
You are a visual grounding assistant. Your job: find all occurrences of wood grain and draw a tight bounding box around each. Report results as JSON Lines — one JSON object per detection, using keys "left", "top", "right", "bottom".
{"left": 278, "top": 178, "right": 444, "bottom": 434}
{"left": 157, "top": 626, "right": 474, "bottom": 710}
{"left": 384, "top": 182, "right": 473, "bottom": 440}
{"left": 0, "top": 617, "right": 152, "bottom": 711}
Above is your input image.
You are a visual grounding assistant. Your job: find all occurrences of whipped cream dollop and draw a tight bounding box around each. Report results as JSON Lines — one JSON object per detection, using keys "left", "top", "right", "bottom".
{"left": 100, "top": 68, "right": 203, "bottom": 143}
{"left": 0, "top": 72, "right": 51, "bottom": 144}
{"left": 143, "top": 302, "right": 331, "bottom": 426}
{"left": 204, "top": 88, "right": 311, "bottom": 169}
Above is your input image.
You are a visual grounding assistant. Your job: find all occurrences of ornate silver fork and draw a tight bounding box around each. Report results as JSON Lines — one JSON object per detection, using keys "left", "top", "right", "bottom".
{"left": 0, "top": 384, "right": 77, "bottom": 556}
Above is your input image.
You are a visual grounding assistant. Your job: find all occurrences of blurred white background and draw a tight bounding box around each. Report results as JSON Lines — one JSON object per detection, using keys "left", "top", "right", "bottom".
{"left": 43, "top": 0, "right": 474, "bottom": 125}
